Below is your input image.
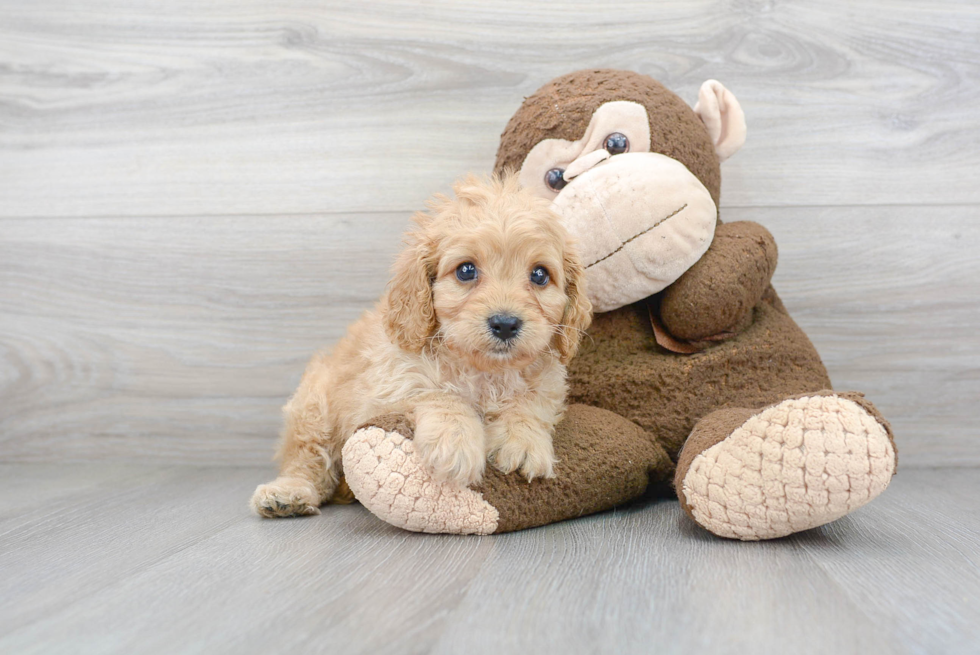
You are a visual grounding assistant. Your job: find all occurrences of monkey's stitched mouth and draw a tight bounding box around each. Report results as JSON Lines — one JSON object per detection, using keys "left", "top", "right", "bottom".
{"left": 585, "top": 203, "right": 688, "bottom": 269}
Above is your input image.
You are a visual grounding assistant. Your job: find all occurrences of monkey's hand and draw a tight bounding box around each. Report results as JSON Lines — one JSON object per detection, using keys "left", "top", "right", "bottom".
{"left": 659, "top": 221, "right": 777, "bottom": 341}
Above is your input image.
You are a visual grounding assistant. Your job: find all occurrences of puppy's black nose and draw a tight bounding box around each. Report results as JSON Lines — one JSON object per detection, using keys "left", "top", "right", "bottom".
{"left": 488, "top": 314, "right": 523, "bottom": 342}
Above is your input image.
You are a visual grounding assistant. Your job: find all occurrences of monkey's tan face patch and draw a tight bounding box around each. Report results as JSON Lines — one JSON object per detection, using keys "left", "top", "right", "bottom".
{"left": 551, "top": 153, "right": 716, "bottom": 312}
{"left": 516, "top": 100, "right": 717, "bottom": 311}
{"left": 518, "top": 101, "right": 651, "bottom": 200}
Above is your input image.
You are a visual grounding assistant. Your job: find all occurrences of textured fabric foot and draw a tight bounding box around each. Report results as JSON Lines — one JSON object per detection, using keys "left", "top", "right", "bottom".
{"left": 344, "top": 405, "right": 669, "bottom": 534}
{"left": 678, "top": 394, "right": 897, "bottom": 540}
{"left": 342, "top": 426, "right": 499, "bottom": 535}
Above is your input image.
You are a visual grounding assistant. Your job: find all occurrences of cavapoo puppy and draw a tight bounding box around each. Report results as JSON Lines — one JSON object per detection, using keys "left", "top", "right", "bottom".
{"left": 251, "top": 174, "right": 592, "bottom": 518}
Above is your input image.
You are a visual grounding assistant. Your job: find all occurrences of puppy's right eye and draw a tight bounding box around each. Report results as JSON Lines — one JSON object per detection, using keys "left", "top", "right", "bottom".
{"left": 455, "top": 262, "right": 478, "bottom": 282}
{"left": 544, "top": 168, "right": 567, "bottom": 192}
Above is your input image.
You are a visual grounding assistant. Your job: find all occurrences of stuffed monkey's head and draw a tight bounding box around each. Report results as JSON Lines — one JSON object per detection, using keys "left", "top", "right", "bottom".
{"left": 494, "top": 70, "right": 746, "bottom": 312}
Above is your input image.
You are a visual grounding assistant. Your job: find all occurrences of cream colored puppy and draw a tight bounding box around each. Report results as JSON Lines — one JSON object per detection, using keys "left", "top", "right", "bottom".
{"left": 251, "top": 174, "right": 592, "bottom": 518}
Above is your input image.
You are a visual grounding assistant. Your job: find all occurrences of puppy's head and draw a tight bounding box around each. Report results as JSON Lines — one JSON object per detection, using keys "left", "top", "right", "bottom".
{"left": 384, "top": 173, "right": 592, "bottom": 371}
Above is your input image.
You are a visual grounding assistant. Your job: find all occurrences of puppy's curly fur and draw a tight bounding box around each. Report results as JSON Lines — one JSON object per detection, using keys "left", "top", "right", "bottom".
{"left": 252, "top": 174, "right": 592, "bottom": 518}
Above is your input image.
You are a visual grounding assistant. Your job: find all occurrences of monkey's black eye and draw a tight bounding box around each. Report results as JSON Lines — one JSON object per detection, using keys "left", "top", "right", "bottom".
{"left": 530, "top": 266, "right": 550, "bottom": 286}
{"left": 544, "top": 168, "right": 567, "bottom": 192}
{"left": 455, "top": 262, "right": 478, "bottom": 282}
{"left": 604, "top": 132, "right": 629, "bottom": 155}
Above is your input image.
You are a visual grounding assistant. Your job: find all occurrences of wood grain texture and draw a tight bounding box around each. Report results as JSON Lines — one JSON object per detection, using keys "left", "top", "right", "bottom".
{"left": 0, "top": 462, "right": 159, "bottom": 523}
{"left": 0, "top": 0, "right": 978, "bottom": 217}
{"left": 0, "top": 466, "right": 247, "bottom": 634}
{"left": 0, "top": 213, "right": 408, "bottom": 463}
{"left": 761, "top": 205, "right": 980, "bottom": 466}
{"left": 0, "top": 2, "right": 977, "bottom": 465}
{"left": 2, "top": 206, "right": 977, "bottom": 465}
{"left": 795, "top": 471, "right": 980, "bottom": 655}
{"left": 0, "top": 464, "right": 977, "bottom": 654}
{"left": 2, "top": 4, "right": 977, "bottom": 653}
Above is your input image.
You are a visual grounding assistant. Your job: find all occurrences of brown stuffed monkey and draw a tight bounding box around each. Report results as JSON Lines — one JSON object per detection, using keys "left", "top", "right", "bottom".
{"left": 342, "top": 70, "right": 897, "bottom": 540}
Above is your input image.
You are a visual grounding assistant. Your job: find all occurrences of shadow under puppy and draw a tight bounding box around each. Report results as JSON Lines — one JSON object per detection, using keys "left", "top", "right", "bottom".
{"left": 252, "top": 174, "right": 592, "bottom": 518}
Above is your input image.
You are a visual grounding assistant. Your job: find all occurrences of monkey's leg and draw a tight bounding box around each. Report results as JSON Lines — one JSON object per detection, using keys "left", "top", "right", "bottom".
{"left": 674, "top": 391, "right": 897, "bottom": 540}
{"left": 341, "top": 405, "right": 672, "bottom": 535}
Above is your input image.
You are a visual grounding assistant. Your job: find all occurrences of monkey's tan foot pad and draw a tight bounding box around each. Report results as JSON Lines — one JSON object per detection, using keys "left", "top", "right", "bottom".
{"left": 677, "top": 394, "right": 897, "bottom": 541}
{"left": 342, "top": 426, "right": 500, "bottom": 535}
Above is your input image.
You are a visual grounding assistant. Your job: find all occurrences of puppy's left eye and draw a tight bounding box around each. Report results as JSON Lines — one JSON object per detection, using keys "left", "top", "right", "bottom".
{"left": 456, "top": 262, "right": 478, "bottom": 282}
{"left": 530, "top": 266, "right": 550, "bottom": 286}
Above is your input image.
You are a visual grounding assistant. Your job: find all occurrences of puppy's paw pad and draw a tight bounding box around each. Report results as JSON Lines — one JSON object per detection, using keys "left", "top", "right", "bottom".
{"left": 419, "top": 443, "right": 486, "bottom": 487}
{"left": 251, "top": 478, "right": 321, "bottom": 518}
{"left": 490, "top": 434, "right": 556, "bottom": 482}
{"left": 489, "top": 443, "right": 522, "bottom": 475}
{"left": 519, "top": 452, "right": 556, "bottom": 481}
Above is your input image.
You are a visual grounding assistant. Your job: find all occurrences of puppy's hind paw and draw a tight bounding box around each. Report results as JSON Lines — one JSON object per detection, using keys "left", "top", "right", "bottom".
{"left": 251, "top": 477, "right": 321, "bottom": 518}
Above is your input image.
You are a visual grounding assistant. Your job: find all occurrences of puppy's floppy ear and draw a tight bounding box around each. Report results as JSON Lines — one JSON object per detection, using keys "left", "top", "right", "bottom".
{"left": 384, "top": 214, "right": 438, "bottom": 353}
{"left": 555, "top": 244, "right": 593, "bottom": 364}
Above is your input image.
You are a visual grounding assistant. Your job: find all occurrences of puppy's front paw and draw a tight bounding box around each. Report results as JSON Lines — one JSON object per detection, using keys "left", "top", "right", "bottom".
{"left": 251, "top": 477, "right": 321, "bottom": 518}
{"left": 488, "top": 422, "right": 556, "bottom": 482}
{"left": 414, "top": 418, "right": 486, "bottom": 487}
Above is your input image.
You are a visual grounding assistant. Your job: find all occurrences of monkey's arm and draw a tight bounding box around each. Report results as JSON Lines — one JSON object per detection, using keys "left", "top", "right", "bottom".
{"left": 659, "top": 221, "right": 778, "bottom": 340}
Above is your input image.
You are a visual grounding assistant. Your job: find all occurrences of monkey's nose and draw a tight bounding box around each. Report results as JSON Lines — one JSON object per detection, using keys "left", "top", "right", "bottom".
{"left": 563, "top": 148, "right": 611, "bottom": 181}
{"left": 488, "top": 314, "right": 523, "bottom": 342}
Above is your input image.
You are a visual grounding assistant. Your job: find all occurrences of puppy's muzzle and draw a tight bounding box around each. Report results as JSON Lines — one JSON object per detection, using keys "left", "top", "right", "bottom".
{"left": 488, "top": 314, "right": 522, "bottom": 342}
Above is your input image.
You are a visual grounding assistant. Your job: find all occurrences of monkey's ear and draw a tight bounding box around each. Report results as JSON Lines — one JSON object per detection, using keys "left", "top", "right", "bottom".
{"left": 694, "top": 80, "right": 746, "bottom": 162}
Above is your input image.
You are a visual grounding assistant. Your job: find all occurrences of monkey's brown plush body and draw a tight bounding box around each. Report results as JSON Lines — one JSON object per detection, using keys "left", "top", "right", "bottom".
{"left": 342, "top": 70, "right": 897, "bottom": 540}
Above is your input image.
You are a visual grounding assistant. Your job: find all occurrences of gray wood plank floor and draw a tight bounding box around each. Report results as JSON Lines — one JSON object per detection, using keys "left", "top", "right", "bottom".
{"left": 0, "top": 464, "right": 977, "bottom": 654}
